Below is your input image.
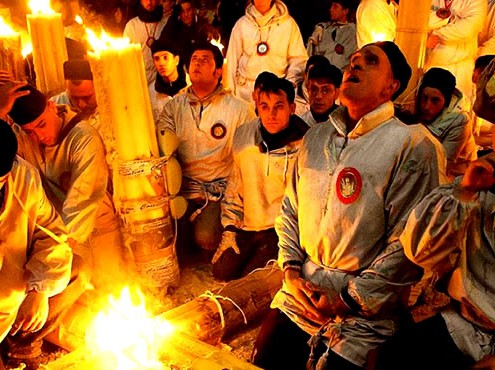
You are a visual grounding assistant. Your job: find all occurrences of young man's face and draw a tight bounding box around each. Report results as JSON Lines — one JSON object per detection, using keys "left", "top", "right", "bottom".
{"left": 330, "top": 2, "right": 349, "bottom": 23}
{"left": 258, "top": 90, "right": 295, "bottom": 134}
{"left": 340, "top": 45, "right": 398, "bottom": 109}
{"left": 179, "top": 2, "right": 195, "bottom": 26}
{"left": 67, "top": 80, "right": 97, "bottom": 112}
{"left": 153, "top": 51, "right": 179, "bottom": 79}
{"left": 188, "top": 50, "right": 221, "bottom": 85}
{"left": 20, "top": 102, "right": 62, "bottom": 147}
{"left": 162, "top": 0, "right": 175, "bottom": 13}
{"left": 419, "top": 87, "right": 446, "bottom": 124}
{"left": 308, "top": 78, "right": 339, "bottom": 115}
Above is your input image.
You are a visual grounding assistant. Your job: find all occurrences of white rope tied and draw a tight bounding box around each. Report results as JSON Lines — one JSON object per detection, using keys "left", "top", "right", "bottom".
{"left": 199, "top": 290, "right": 248, "bottom": 329}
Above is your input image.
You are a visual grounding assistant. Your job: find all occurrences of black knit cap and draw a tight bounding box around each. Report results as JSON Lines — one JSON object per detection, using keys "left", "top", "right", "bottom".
{"left": 371, "top": 41, "right": 412, "bottom": 100}
{"left": 0, "top": 119, "right": 18, "bottom": 176}
{"left": 420, "top": 67, "right": 456, "bottom": 107}
{"left": 8, "top": 84, "right": 48, "bottom": 126}
{"left": 63, "top": 59, "right": 93, "bottom": 80}
{"left": 150, "top": 38, "right": 179, "bottom": 57}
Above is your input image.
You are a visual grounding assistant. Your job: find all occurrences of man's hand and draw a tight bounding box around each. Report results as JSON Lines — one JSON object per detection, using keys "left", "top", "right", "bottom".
{"left": 10, "top": 291, "right": 49, "bottom": 336}
{"left": 284, "top": 270, "right": 329, "bottom": 325}
{"left": 0, "top": 73, "right": 29, "bottom": 120}
{"left": 309, "top": 288, "right": 350, "bottom": 319}
{"left": 426, "top": 34, "right": 442, "bottom": 49}
{"left": 211, "top": 230, "right": 240, "bottom": 264}
{"left": 460, "top": 155, "right": 495, "bottom": 192}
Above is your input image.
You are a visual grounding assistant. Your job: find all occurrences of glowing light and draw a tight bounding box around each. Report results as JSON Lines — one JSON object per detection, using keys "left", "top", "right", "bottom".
{"left": 28, "top": 0, "right": 56, "bottom": 15}
{"left": 85, "top": 287, "right": 175, "bottom": 370}
{"left": 21, "top": 42, "right": 32, "bottom": 58}
{"left": 0, "top": 16, "right": 17, "bottom": 36}
{"left": 371, "top": 30, "right": 386, "bottom": 43}
{"left": 210, "top": 37, "right": 224, "bottom": 55}
{"left": 75, "top": 15, "right": 83, "bottom": 25}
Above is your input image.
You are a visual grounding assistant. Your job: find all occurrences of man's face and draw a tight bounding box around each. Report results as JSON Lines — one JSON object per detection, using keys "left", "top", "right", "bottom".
{"left": 419, "top": 87, "right": 446, "bottom": 124}
{"left": 308, "top": 78, "right": 338, "bottom": 115}
{"left": 141, "top": 0, "right": 160, "bottom": 12}
{"left": 258, "top": 90, "right": 294, "bottom": 134}
{"left": 153, "top": 51, "right": 179, "bottom": 79}
{"left": 188, "top": 50, "right": 221, "bottom": 85}
{"left": 67, "top": 80, "right": 97, "bottom": 112}
{"left": 340, "top": 45, "right": 398, "bottom": 109}
{"left": 330, "top": 2, "right": 348, "bottom": 23}
{"left": 253, "top": 0, "right": 272, "bottom": 14}
{"left": 179, "top": 2, "right": 195, "bottom": 26}
{"left": 20, "top": 102, "right": 62, "bottom": 147}
{"left": 163, "top": 0, "right": 175, "bottom": 13}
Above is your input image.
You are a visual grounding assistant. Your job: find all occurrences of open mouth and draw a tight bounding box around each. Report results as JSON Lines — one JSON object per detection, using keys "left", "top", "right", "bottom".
{"left": 346, "top": 75, "right": 360, "bottom": 83}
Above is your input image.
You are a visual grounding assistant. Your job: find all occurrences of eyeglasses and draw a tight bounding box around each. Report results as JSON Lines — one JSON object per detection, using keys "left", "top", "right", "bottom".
{"left": 308, "top": 85, "right": 334, "bottom": 96}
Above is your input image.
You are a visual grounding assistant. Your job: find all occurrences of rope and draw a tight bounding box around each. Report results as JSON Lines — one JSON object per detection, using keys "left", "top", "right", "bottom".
{"left": 199, "top": 290, "right": 248, "bottom": 329}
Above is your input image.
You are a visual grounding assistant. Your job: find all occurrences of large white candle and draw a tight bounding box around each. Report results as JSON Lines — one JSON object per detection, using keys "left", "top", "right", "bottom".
{"left": 26, "top": 0, "right": 67, "bottom": 96}
{"left": 0, "top": 16, "right": 25, "bottom": 81}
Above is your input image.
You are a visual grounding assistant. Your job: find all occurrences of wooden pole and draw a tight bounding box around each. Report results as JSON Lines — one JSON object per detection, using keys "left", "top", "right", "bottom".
{"left": 159, "top": 266, "right": 284, "bottom": 345}
{"left": 394, "top": 0, "right": 431, "bottom": 112}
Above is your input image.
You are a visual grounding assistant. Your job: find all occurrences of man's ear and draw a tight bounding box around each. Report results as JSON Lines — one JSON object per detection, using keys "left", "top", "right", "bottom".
{"left": 389, "top": 79, "right": 401, "bottom": 98}
{"left": 289, "top": 101, "right": 296, "bottom": 115}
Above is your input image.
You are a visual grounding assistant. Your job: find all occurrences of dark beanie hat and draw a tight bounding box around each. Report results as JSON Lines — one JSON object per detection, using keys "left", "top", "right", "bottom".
{"left": 63, "top": 59, "right": 93, "bottom": 80}
{"left": 371, "top": 41, "right": 412, "bottom": 100}
{"left": 420, "top": 67, "right": 456, "bottom": 106}
{"left": 0, "top": 119, "right": 18, "bottom": 176}
{"left": 9, "top": 84, "right": 48, "bottom": 126}
{"left": 150, "top": 38, "right": 179, "bottom": 57}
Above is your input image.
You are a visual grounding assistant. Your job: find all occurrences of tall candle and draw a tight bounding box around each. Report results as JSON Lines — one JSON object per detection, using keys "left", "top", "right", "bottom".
{"left": 0, "top": 16, "right": 25, "bottom": 81}
{"left": 26, "top": 0, "right": 67, "bottom": 96}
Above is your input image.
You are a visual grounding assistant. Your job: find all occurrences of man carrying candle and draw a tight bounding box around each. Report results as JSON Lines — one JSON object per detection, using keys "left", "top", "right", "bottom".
{"left": 0, "top": 120, "right": 89, "bottom": 370}
{"left": 3, "top": 84, "right": 126, "bottom": 290}
{"left": 157, "top": 41, "right": 255, "bottom": 260}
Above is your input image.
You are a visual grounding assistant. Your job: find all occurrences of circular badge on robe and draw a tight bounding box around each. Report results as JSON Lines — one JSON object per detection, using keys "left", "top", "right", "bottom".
{"left": 335, "top": 44, "right": 344, "bottom": 55}
{"left": 436, "top": 8, "right": 451, "bottom": 19}
{"left": 211, "top": 122, "right": 227, "bottom": 139}
{"left": 146, "top": 36, "right": 156, "bottom": 48}
{"left": 256, "top": 41, "right": 269, "bottom": 56}
{"left": 336, "top": 167, "right": 362, "bottom": 204}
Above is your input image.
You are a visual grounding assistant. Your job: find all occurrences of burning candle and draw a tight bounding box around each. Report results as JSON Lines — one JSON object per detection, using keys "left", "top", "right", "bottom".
{"left": 0, "top": 16, "right": 25, "bottom": 81}
{"left": 26, "top": 0, "right": 68, "bottom": 96}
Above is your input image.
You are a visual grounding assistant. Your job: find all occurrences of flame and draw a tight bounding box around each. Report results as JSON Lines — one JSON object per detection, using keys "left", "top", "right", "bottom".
{"left": 370, "top": 30, "right": 387, "bottom": 43}
{"left": 29, "top": 0, "right": 56, "bottom": 15}
{"left": 75, "top": 15, "right": 83, "bottom": 25}
{"left": 85, "top": 287, "right": 174, "bottom": 370}
{"left": 0, "top": 16, "right": 18, "bottom": 37}
{"left": 210, "top": 37, "right": 224, "bottom": 55}
{"left": 22, "top": 41, "right": 32, "bottom": 58}
{"left": 86, "top": 28, "right": 131, "bottom": 52}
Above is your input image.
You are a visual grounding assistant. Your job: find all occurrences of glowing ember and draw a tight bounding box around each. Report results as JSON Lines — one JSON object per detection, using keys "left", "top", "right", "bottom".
{"left": 86, "top": 28, "right": 131, "bottom": 52}
{"left": 85, "top": 287, "right": 174, "bottom": 370}
{"left": 75, "top": 15, "right": 83, "bottom": 25}
{"left": 29, "top": 0, "right": 56, "bottom": 15}
{"left": 0, "top": 16, "right": 17, "bottom": 36}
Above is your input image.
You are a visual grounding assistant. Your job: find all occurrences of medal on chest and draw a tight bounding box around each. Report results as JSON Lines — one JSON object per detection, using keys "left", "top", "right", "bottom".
{"left": 211, "top": 122, "right": 227, "bottom": 139}
{"left": 436, "top": 0, "right": 453, "bottom": 19}
{"left": 335, "top": 44, "right": 344, "bottom": 55}
{"left": 146, "top": 36, "right": 156, "bottom": 48}
{"left": 336, "top": 167, "right": 362, "bottom": 204}
{"left": 256, "top": 41, "right": 269, "bottom": 56}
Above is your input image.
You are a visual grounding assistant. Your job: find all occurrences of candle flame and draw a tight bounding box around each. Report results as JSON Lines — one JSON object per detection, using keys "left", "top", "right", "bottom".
{"left": 370, "top": 30, "right": 387, "bottom": 43}
{"left": 86, "top": 28, "right": 131, "bottom": 52}
{"left": 29, "top": 0, "right": 56, "bottom": 15}
{"left": 86, "top": 286, "right": 174, "bottom": 369}
{"left": 75, "top": 15, "right": 83, "bottom": 25}
{"left": 22, "top": 41, "right": 32, "bottom": 58}
{"left": 210, "top": 37, "right": 224, "bottom": 55}
{"left": 0, "top": 16, "right": 18, "bottom": 36}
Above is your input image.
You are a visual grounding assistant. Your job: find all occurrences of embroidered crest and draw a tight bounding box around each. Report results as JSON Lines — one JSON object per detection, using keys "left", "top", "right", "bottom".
{"left": 334, "top": 44, "right": 344, "bottom": 55}
{"left": 436, "top": 8, "right": 451, "bottom": 19}
{"left": 336, "top": 167, "right": 362, "bottom": 204}
{"left": 211, "top": 122, "right": 227, "bottom": 139}
{"left": 256, "top": 41, "right": 269, "bottom": 56}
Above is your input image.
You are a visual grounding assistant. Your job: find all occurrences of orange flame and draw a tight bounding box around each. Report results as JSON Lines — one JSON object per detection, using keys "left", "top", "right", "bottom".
{"left": 85, "top": 286, "right": 174, "bottom": 370}
{"left": 0, "top": 16, "right": 17, "bottom": 37}
{"left": 28, "top": 0, "right": 56, "bottom": 14}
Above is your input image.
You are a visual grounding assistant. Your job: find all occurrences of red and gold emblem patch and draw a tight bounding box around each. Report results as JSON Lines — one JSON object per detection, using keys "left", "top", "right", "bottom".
{"left": 336, "top": 167, "right": 362, "bottom": 204}
{"left": 211, "top": 122, "right": 227, "bottom": 139}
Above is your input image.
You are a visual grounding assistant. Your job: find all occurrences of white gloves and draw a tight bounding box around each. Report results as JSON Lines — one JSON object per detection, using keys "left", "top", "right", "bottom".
{"left": 211, "top": 230, "right": 240, "bottom": 264}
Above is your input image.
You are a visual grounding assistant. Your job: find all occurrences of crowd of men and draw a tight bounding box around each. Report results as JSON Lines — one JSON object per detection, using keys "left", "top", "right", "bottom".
{"left": 0, "top": 0, "right": 495, "bottom": 369}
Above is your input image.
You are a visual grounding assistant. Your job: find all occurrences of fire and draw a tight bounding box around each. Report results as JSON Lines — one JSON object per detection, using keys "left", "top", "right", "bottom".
{"left": 75, "top": 15, "right": 83, "bottom": 25}
{"left": 28, "top": 0, "right": 56, "bottom": 14}
{"left": 210, "top": 37, "right": 224, "bottom": 55}
{"left": 85, "top": 287, "right": 175, "bottom": 370}
{"left": 0, "top": 16, "right": 17, "bottom": 36}
{"left": 86, "top": 28, "right": 131, "bottom": 52}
